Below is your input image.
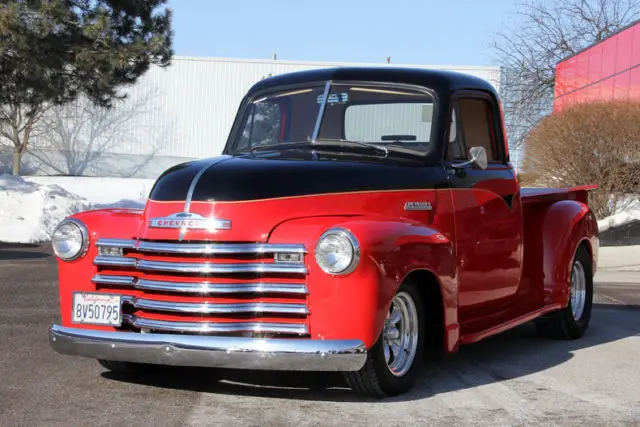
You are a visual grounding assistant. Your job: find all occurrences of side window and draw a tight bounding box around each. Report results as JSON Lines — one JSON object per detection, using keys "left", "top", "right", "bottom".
{"left": 456, "top": 97, "right": 500, "bottom": 162}
{"left": 236, "top": 101, "right": 282, "bottom": 150}
{"left": 447, "top": 105, "right": 466, "bottom": 160}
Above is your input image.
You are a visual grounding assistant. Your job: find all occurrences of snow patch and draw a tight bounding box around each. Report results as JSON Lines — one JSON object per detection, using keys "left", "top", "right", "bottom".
{"left": 0, "top": 174, "right": 147, "bottom": 243}
{"left": 25, "top": 176, "right": 155, "bottom": 205}
{"left": 598, "top": 199, "right": 640, "bottom": 232}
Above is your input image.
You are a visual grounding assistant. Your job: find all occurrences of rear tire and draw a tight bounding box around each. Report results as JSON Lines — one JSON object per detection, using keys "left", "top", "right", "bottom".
{"left": 343, "top": 281, "right": 425, "bottom": 398}
{"left": 535, "top": 244, "right": 593, "bottom": 340}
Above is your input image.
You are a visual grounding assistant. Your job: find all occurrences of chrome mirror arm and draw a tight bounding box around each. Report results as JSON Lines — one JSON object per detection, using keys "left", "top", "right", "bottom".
{"left": 449, "top": 146, "right": 488, "bottom": 170}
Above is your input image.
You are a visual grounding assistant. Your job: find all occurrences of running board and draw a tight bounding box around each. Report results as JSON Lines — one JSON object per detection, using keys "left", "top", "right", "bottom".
{"left": 459, "top": 304, "right": 563, "bottom": 345}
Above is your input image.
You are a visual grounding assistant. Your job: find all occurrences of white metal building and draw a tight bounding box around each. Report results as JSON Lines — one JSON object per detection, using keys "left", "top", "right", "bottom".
{"left": 12, "top": 56, "right": 501, "bottom": 178}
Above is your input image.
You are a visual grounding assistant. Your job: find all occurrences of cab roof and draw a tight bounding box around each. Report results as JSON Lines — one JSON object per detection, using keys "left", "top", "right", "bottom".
{"left": 246, "top": 66, "right": 498, "bottom": 98}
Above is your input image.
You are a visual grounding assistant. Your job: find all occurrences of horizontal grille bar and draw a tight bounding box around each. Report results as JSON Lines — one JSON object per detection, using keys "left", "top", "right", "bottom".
{"left": 93, "top": 257, "right": 307, "bottom": 275}
{"left": 123, "top": 315, "right": 308, "bottom": 335}
{"left": 138, "top": 260, "right": 307, "bottom": 274}
{"left": 96, "top": 239, "right": 307, "bottom": 255}
{"left": 137, "top": 241, "right": 307, "bottom": 255}
{"left": 121, "top": 296, "right": 308, "bottom": 315}
{"left": 97, "top": 239, "right": 137, "bottom": 249}
{"left": 92, "top": 275, "right": 136, "bottom": 285}
{"left": 94, "top": 256, "right": 137, "bottom": 268}
{"left": 92, "top": 274, "right": 308, "bottom": 295}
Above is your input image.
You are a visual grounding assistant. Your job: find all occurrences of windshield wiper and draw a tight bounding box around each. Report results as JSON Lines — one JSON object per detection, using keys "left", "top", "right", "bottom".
{"left": 249, "top": 139, "right": 389, "bottom": 156}
{"left": 314, "top": 138, "right": 389, "bottom": 157}
{"left": 247, "top": 139, "right": 425, "bottom": 160}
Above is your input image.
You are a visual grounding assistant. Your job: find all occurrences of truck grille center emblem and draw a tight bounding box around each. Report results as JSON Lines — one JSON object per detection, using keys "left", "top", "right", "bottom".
{"left": 148, "top": 212, "right": 231, "bottom": 230}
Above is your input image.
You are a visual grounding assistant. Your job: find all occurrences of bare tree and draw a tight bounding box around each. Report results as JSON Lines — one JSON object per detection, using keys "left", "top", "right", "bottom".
{"left": 494, "top": 0, "right": 640, "bottom": 164}
{"left": 28, "top": 88, "right": 168, "bottom": 177}
{"left": 522, "top": 100, "right": 640, "bottom": 218}
{"left": 0, "top": 104, "right": 50, "bottom": 174}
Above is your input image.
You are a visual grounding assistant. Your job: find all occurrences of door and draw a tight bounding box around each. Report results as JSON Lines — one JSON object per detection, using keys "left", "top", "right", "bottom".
{"left": 445, "top": 92, "right": 523, "bottom": 322}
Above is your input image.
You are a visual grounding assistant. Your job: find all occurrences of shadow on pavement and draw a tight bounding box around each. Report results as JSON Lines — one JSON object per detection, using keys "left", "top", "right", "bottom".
{"left": 0, "top": 242, "right": 52, "bottom": 260}
{"left": 101, "top": 304, "right": 640, "bottom": 402}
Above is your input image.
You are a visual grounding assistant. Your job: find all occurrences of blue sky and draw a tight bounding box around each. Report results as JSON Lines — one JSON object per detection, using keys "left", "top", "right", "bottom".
{"left": 167, "top": 0, "right": 518, "bottom": 67}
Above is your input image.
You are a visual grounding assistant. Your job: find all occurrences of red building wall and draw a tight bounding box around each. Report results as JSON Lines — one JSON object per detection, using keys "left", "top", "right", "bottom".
{"left": 554, "top": 21, "right": 640, "bottom": 112}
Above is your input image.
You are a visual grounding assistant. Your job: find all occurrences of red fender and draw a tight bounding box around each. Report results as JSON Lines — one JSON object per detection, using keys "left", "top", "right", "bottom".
{"left": 55, "top": 208, "right": 143, "bottom": 329}
{"left": 269, "top": 215, "right": 457, "bottom": 350}
{"left": 540, "top": 201, "right": 599, "bottom": 307}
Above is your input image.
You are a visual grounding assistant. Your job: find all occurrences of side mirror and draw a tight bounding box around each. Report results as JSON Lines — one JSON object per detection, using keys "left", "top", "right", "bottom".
{"left": 451, "top": 146, "right": 488, "bottom": 170}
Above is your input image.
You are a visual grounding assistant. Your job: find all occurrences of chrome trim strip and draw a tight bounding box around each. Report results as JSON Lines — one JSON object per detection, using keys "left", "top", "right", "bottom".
{"left": 96, "top": 239, "right": 137, "bottom": 249}
{"left": 94, "top": 256, "right": 137, "bottom": 267}
{"left": 49, "top": 323, "right": 367, "bottom": 371}
{"left": 137, "top": 260, "right": 308, "bottom": 275}
{"left": 91, "top": 275, "right": 135, "bottom": 286}
{"left": 184, "top": 156, "right": 231, "bottom": 214}
{"left": 135, "top": 279, "right": 308, "bottom": 295}
{"left": 122, "top": 315, "right": 308, "bottom": 334}
{"left": 135, "top": 241, "right": 308, "bottom": 255}
{"left": 180, "top": 156, "right": 232, "bottom": 240}
{"left": 311, "top": 80, "right": 332, "bottom": 141}
{"left": 124, "top": 298, "right": 309, "bottom": 315}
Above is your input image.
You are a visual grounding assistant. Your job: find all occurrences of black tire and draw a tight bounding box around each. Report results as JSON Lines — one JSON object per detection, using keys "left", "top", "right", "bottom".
{"left": 343, "top": 281, "right": 425, "bottom": 398}
{"left": 535, "top": 244, "right": 593, "bottom": 340}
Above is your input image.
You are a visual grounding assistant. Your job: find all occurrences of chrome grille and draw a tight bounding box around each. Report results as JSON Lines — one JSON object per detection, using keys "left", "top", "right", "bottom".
{"left": 94, "top": 256, "right": 308, "bottom": 274}
{"left": 93, "top": 238, "right": 309, "bottom": 337}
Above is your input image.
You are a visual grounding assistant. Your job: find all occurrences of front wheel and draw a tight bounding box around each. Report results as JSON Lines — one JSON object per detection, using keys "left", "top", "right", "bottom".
{"left": 343, "top": 281, "right": 425, "bottom": 398}
{"left": 535, "top": 244, "right": 593, "bottom": 340}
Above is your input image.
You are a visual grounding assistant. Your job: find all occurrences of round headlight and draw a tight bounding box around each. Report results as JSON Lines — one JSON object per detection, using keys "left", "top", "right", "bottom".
{"left": 314, "top": 228, "right": 360, "bottom": 275}
{"left": 51, "top": 219, "right": 89, "bottom": 261}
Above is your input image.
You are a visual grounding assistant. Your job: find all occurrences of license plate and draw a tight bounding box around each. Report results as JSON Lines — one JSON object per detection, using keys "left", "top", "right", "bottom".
{"left": 72, "top": 292, "right": 122, "bottom": 326}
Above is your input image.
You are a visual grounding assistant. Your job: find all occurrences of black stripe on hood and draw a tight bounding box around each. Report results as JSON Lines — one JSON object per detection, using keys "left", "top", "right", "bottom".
{"left": 149, "top": 154, "right": 449, "bottom": 202}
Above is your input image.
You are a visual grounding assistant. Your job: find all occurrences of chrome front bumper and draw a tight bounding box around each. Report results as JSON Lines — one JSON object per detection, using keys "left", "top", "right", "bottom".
{"left": 49, "top": 324, "right": 367, "bottom": 371}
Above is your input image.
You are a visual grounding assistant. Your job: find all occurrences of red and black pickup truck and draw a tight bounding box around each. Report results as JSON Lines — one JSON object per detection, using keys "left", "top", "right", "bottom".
{"left": 48, "top": 66, "right": 599, "bottom": 398}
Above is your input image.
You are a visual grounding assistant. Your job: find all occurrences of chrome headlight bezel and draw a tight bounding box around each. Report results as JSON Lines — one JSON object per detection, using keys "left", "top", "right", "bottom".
{"left": 314, "top": 227, "right": 360, "bottom": 275}
{"left": 51, "top": 218, "right": 90, "bottom": 261}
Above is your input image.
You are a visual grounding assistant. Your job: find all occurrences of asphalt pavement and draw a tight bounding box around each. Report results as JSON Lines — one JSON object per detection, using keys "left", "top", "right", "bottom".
{"left": 1, "top": 243, "right": 639, "bottom": 426}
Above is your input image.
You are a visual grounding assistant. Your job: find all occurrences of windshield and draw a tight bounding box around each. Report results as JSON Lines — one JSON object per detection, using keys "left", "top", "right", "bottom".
{"left": 230, "top": 81, "right": 437, "bottom": 156}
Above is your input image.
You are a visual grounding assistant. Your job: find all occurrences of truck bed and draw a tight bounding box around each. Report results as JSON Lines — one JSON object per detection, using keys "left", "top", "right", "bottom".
{"left": 521, "top": 184, "right": 597, "bottom": 205}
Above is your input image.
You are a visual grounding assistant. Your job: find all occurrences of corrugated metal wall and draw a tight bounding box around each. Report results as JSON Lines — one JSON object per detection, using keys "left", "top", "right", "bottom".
{"left": 12, "top": 56, "right": 500, "bottom": 178}
{"left": 118, "top": 56, "right": 501, "bottom": 158}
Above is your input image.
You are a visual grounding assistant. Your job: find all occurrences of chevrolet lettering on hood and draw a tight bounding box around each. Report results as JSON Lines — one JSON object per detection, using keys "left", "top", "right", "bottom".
{"left": 148, "top": 212, "right": 231, "bottom": 230}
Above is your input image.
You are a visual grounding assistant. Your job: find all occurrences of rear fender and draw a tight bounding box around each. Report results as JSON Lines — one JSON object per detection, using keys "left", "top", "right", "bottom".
{"left": 269, "top": 215, "right": 458, "bottom": 350}
{"left": 539, "top": 201, "right": 599, "bottom": 307}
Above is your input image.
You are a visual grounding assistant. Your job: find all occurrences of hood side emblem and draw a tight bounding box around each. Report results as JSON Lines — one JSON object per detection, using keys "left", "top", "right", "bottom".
{"left": 149, "top": 212, "right": 231, "bottom": 230}
{"left": 404, "top": 201, "right": 433, "bottom": 211}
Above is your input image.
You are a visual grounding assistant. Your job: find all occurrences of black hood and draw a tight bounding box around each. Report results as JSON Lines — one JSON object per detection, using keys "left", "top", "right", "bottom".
{"left": 148, "top": 152, "right": 449, "bottom": 203}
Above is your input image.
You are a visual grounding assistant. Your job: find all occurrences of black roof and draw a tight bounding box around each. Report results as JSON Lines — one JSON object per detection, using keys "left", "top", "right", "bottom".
{"left": 245, "top": 66, "right": 498, "bottom": 98}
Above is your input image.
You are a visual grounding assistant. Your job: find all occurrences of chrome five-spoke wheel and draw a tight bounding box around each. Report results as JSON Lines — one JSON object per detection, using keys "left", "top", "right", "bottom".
{"left": 383, "top": 292, "right": 419, "bottom": 377}
{"left": 344, "top": 281, "right": 425, "bottom": 398}
{"left": 535, "top": 244, "right": 593, "bottom": 340}
{"left": 570, "top": 260, "right": 587, "bottom": 321}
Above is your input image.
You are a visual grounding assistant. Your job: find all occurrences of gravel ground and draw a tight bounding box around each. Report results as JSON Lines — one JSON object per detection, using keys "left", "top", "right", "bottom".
{"left": 1, "top": 243, "right": 639, "bottom": 426}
